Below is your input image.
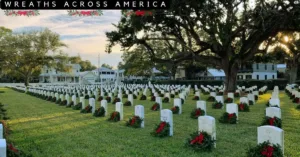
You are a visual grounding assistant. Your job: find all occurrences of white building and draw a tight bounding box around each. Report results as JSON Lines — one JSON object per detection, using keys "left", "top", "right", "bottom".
{"left": 39, "top": 65, "right": 125, "bottom": 84}
{"left": 196, "top": 68, "right": 225, "bottom": 80}
{"left": 237, "top": 63, "right": 277, "bottom": 80}
{"left": 39, "top": 64, "right": 81, "bottom": 83}
{"left": 277, "top": 64, "right": 286, "bottom": 73}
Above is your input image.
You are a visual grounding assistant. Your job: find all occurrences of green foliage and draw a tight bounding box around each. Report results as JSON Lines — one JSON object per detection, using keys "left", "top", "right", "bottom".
{"left": 246, "top": 141, "right": 283, "bottom": 157}
{"left": 80, "top": 105, "right": 92, "bottom": 113}
{"left": 107, "top": 111, "right": 120, "bottom": 122}
{"left": 261, "top": 116, "right": 282, "bottom": 128}
{"left": 151, "top": 103, "right": 160, "bottom": 111}
{"left": 69, "top": 56, "right": 97, "bottom": 71}
{"left": 72, "top": 102, "right": 82, "bottom": 110}
{"left": 238, "top": 103, "right": 250, "bottom": 112}
{"left": 126, "top": 116, "right": 143, "bottom": 128}
{"left": 171, "top": 106, "right": 180, "bottom": 114}
{"left": 219, "top": 112, "right": 237, "bottom": 124}
{"left": 185, "top": 131, "right": 215, "bottom": 152}
{"left": 93, "top": 107, "right": 105, "bottom": 117}
{"left": 151, "top": 122, "right": 170, "bottom": 138}
{"left": 190, "top": 108, "right": 205, "bottom": 119}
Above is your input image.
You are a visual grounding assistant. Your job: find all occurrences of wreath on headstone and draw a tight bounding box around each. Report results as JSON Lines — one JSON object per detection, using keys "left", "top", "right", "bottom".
{"left": 59, "top": 100, "right": 67, "bottom": 106}
{"left": 56, "top": 98, "right": 61, "bottom": 104}
{"left": 234, "top": 92, "right": 240, "bottom": 97}
{"left": 261, "top": 116, "right": 282, "bottom": 128}
{"left": 112, "top": 97, "right": 121, "bottom": 105}
{"left": 255, "top": 95, "right": 258, "bottom": 101}
{"left": 249, "top": 100, "right": 254, "bottom": 105}
{"left": 246, "top": 141, "right": 283, "bottom": 157}
{"left": 93, "top": 106, "right": 105, "bottom": 117}
{"left": 296, "top": 105, "right": 300, "bottom": 110}
{"left": 140, "top": 95, "right": 147, "bottom": 100}
{"left": 171, "top": 106, "right": 180, "bottom": 114}
{"left": 225, "top": 97, "right": 233, "bottom": 103}
{"left": 170, "top": 94, "right": 175, "bottom": 98}
{"left": 181, "top": 98, "right": 185, "bottom": 104}
{"left": 238, "top": 103, "right": 250, "bottom": 112}
{"left": 219, "top": 112, "right": 237, "bottom": 124}
{"left": 72, "top": 102, "right": 82, "bottom": 110}
{"left": 107, "top": 111, "right": 120, "bottom": 122}
{"left": 84, "top": 95, "right": 89, "bottom": 99}
{"left": 162, "top": 97, "right": 169, "bottom": 103}
{"left": 150, "top": 96, "right": 156, "bottom": 101}
{"left": 51, "top": 97, "right": 56, "bottom": 102}
{"left": 151, "top": 103, "right": 160, "bottom": 111}
{"left": 259, "top": 91, "right": 264, "bottom": 95}
{"left": 126, "top": 115, "right": 143, "bottom": 128}
{"left": 105, "top": 96, "right": 111, "bottom": 103}
{"left": 122, "top": 94, "right": 128, "bottom": 98}
{"left": 98, "top": 96, "right": 103, "bottom": 101}
{"left": 66, "top": 101, "right": 74, "bottom": 108}
{"left": 212, "top": 102, "right": 223, "bottom": 109}
{"left": 293, "top": 97, "right": 300, "bottom": 103}
{"left": 217, "top": 91, "right": 223, "bottom": 95}
{"left": 47, "top": 96, "right": 52, "bottom": 101}
{"left": 190, "top": 108, "right": 205, "bottom": 119}
{"left": 206, "top": 96, "right": 215, "bottom": 102}
{"left": 80, "top": 105, "right": 92, "bottom": 113}
{"left": 133, "top": 94, "right": 137, "bottom": 99}
{"left": 124, "top": 101, "right": 131, "bottom": 106}
{"left": 151, "top": 121, "right": 170, "bottom": 137}
{"left": 185, "top": 131, "right": 215, "bottom": 152}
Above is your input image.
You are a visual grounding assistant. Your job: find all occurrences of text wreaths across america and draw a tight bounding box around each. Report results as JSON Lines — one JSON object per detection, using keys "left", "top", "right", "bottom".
{"left": 0, "top": 0, "right": 170, "bottom": 9}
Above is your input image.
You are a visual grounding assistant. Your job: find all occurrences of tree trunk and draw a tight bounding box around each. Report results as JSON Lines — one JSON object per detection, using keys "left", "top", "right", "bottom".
{"left": 289, "top": 65, "right": 298, "bottom": 84}
{"left": 222, "top": 60, "right": 238, "bottom": 93}
{"left": 24, "top": 76, "right": 30, "bottom": 87}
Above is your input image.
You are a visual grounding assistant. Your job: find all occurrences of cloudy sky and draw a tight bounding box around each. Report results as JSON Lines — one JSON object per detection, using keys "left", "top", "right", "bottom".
{"left": 0, "top": 10, "right": 123, "bottom": 69}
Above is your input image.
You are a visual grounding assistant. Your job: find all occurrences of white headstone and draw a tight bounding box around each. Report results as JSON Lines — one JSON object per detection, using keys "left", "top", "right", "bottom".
{"left": 266, "top": 107, "right": 281, "bottom": 119}
{"left": 174, "top": 98, "right": 182, "bottom": 114}
{"left": 155, "top": 97, "right": 162, "bottom": 110}
{"left": 116, "top": 102, "right": 124, "bottom": 120}
{"left": 89, "top": 98, "right": 96, "bottom": 113}
{"left": 269, "top": 98, "right": 280, "bottom": 107}
{"left": 227, "top": 93, "right": 234, "bottom": 99}
{"left": 101, "top": 100, "right": 108, "bottom": 116}
{"left": 0, "top": 139, "right": 6, "bottom": 157}
{"left": 65, "top": 94, "right": 70, "bottom": 105}
{"left": 215, "top": 96, "right": 224, "bottom": 104}
{"left": 0, "top": 124, "right": 3, "bottom": 139}
{"left": 257, "top": 126, "right": 284, "bottom": 155}
{"left": 128, "top": 94, "right": 133, "bottom": 106}
{"left": 226, "top": 103, "right": 238, "bottom": 120}
{"left": 72, "top": 95, "right": 77, "bottom": 105}
{"left": 198, "top": 116, "right": 216, "bottom": 147}
{"left": 135, "top": 105, "right": 145, "bottom": 128}
{"left": 196, "top": 101, "right": 206, "bottom": 115}
{"left": 240, "top": 97, "right": 249, "bottom": 105}
{"left": 80, "top": 97, "right": 86, "bottom": 109}
{"left": 160, "top": 109, "right": 173, "bottom": 136}
{"left": 247, "top": 94, "right": 255, "bottom": 104}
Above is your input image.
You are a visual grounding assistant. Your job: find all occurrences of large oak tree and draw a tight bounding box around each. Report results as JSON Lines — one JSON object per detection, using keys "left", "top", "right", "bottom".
{"left": 106, "top": 0, "right": 300, "bottom": 92}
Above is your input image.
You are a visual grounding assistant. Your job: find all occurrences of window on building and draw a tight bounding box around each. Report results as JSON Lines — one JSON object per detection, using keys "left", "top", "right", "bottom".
{"left": 265, "top": 75, "right": 267, "bottom": 80}
{"left": 265, "top": 64, "right": 267, "bottom": 70}
{"left": 58, "top": 77, "right": 60, "bottom": 81}
{"left": 272, "top": 65, "right": 274, "bottom": 70}
{"left": 256, "top": 64, "right": 259, "bottom": 69}
{"left": 257, "top": 75, "right": 259, "bottom": 80}
{"left": 272, "top": 75, "right": 275, "bottom": 79}
{"left": 111, "top": 72, "right": 115, "bottom": 75}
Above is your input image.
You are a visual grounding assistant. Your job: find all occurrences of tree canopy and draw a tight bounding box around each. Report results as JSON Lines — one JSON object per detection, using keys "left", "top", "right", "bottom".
{"left": 69, "top": 56, "right": 97, "bottom": 71}
{"left": 106, "top": 0, "right": 300, "bottom": 92}
{"left": 0, "top": 28, "right": 67, "bottom": 86}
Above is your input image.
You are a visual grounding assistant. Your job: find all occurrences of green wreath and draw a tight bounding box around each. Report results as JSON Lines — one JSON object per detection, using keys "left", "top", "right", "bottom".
{"left": 185, "top": 131, "right": 215, "bottom": 152}
{"left": 126, "top": 115, "right": 143, "bottom": 128}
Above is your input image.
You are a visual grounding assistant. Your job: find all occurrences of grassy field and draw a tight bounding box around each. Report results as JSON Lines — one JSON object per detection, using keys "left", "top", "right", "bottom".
{"left": 0, "top": 87, "right": 299, "bottom": 157}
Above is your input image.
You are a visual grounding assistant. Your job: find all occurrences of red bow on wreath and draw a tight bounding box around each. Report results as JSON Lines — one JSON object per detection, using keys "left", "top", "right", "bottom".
{"left": 156, "top": 122, "right": 166, "bottom": 133}
{"left": 130, "top": 117, "right": 136, "bottom": 125}
{"left": 228, "top": 113, "right": 235, "bottom": 120}
{"left": 135, "top": 10, "right": 145, "bottom": 16}
{"left": 268, "top": 117, "right": 276, "bottom": 126}
{"left": 239, "top": 104, "right": 244, "bottom": 110}
{"left": 261, "top": 146, "right": 274, "bottom": 157}
{"left": 195, "top": 109, "right": 201, "bottom": 116}
{"left": 190, "top": 133, "right": 204, "bottom": 144}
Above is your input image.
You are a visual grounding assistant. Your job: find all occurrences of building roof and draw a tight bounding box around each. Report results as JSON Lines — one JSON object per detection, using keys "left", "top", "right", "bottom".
{"left": 93, "top": 67, "right": 115, "bottom": 72}
{"left": 152, "top": 67, "right": 162, "bottom": 73}
{"left": 277, "top": 64, "right": 286, "bottom": 68}
{"left": 207, "top": 69, "right": 225, "bottom": 77}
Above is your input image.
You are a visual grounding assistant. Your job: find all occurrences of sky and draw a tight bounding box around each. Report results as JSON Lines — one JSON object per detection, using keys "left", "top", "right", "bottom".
{"left": 0, "top": 10, "right": 123, "bottom": 69}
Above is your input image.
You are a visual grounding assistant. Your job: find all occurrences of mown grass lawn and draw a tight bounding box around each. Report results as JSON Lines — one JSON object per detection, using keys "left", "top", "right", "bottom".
{"left": 0, "top": 87, "right": 300, "bottom": 157}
